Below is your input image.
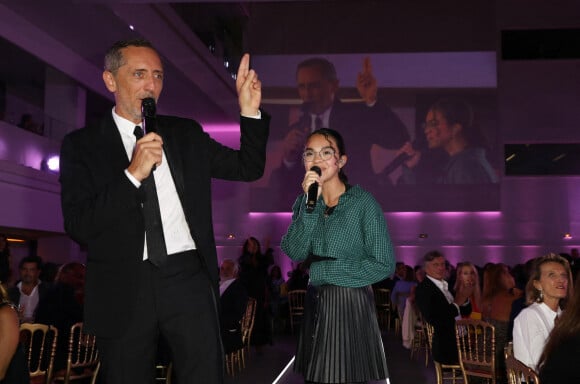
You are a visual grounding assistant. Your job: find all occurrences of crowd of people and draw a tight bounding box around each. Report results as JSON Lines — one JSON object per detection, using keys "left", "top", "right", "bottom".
{"left": 385, "top": 250, "right": 579, "bottom": 384}
{"left": 0, "top": 252, "right": 86, "bottom": 383}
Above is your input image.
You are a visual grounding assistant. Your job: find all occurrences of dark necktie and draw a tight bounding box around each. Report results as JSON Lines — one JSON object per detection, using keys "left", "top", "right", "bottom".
{"left": 134, "top": 126, "right": 167, "bottom": 267}
{"left": 314, "top": 115, "right": 323, "bottom": 130}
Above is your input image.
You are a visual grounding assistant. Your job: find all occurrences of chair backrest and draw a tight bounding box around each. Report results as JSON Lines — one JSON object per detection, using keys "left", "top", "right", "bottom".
{"left": 53, "top": 322, "right": 99, "bottom": 384}
{"left": 20, "top": 322, "right": 58, "bottom": 384}
{"left": 455, "top": 319, "right": 496, "bottom": 382}
{"left": 373, "top": 288, "right": 391, "bottom": 310}
{"left": 241, "top": 297, "right": 257, "bottom": 346}
{"left": 287, "top": 290, "right": 306, "bottom": 317}
{"left": 504, "top": 340, "right": 513, "bottom": 360}
{"left": 505, "top": 355, "right": 540, "bottom": 384}
{"left": 423, "top": 318, "right": 434, "bottom": 351}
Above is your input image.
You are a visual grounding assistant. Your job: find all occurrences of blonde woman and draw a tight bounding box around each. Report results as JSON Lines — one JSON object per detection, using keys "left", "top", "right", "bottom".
{"left": 454, "top": 262, "right": 482, "bottom": 318}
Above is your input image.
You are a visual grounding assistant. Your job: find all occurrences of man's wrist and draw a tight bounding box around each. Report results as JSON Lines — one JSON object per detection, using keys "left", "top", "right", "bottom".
{"left": 241, "top": 109, "right": 261, "bottom": 119}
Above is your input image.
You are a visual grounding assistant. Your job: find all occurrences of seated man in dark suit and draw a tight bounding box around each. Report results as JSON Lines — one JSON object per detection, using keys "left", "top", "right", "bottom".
{"left": 8, "top": 255, "right": 52, "bottom": 323}
{"left": 219, "top": 259, "right": 248, "bottom": 354}
{"left": 415, "top": 250, "right": 473, "bottom": 364}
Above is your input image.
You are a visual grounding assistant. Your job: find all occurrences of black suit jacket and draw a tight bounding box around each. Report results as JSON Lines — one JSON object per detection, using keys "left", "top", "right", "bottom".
{"left": 219, "top": 279, "right": 248, "bottom": 353}
{"left": 8, "top": 282, "right": 53, "bottom": 319}
{"left": 415, "top": 277, "right": 471, "bottom": 364}
{"left": 59, "top": 112, "right": 269, "bottom": 337}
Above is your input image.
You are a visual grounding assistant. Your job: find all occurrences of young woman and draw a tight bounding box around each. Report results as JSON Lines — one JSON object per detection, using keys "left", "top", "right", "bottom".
{"left": 454, "top": 262, "right": 482, "bottom": 318}
{"left": 482, "top": 263, "right": 522, "bottom": 382}
{"left": 513, "top": 254, "right": 573, "bottom": 371}
{"left": 281, "top": 128, "right": 395, "bottom": 383}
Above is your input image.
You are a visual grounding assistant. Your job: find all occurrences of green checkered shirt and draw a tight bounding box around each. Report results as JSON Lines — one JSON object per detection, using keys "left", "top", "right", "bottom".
{"left": 281, "top": 185, "right": 395, "bottom": 288}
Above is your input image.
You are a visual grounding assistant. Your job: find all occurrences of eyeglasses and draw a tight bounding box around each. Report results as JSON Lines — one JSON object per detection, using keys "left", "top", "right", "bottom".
{"left": 302, "top": 147, "right": 336, "bottom": 162}
{"left": 422, "top": 119, "right": 439, "bottom": 130}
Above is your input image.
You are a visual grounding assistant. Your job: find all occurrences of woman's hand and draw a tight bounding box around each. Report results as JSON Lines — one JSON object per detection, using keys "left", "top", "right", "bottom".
{"left": 302, "top": 168, "right": 321, "bottom": 195}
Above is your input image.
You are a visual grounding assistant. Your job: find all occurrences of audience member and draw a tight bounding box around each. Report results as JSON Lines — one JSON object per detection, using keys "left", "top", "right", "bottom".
{"left": 8, "top": 256, "right": 51, "bottom": 323}
{"left": 398, "top": 98, "right": 497, "bottom": 185}
{"left": 0, "top": 282, "right": 29, "bottom": 383}
{"left": 35, "top": 262, "right": 86, "bottom": 372}
{"left": 454, "top": 262, "right": 482, "bottom": 318}
{"left": 414, "top": 265, "right": 426, "bottom": 283}
{"left": 286, "top": 262, "right": 309, "bottom": 291}
{"left": 373, "top": 261, "right": 404, "bottom": 290}
{"left": 238, "top": 237, "right": 272, "bottom": 349}
{"left": 538, "top": 275, "right": 580, "bottom": 383}
{"left": 513, "top": 253, "right": 573, "bottom": 371}
{"left": 482, "top": 263, "right": 522, "bottom": 383}
{"left": 218, "top": 259, "right": 248, "bottom": 354}
{"left": 391, "top": 265, "right": 416, "bottom": 318}
{"left": 39, "top": 262, "right": 60, "bottom": 283}
{"left": 508, "top": 258, "right": 536, "bottom": 337}
{"left": 415, "top": 250, "right": 473, "bottom": 364}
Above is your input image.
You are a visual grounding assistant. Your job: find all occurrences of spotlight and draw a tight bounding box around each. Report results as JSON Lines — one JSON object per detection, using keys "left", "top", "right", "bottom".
{"left": 563, "top": 233, "right": 572, "bottom": 240}
{"left": 41, "top": 155, "right": 60, "bottom": 173}
{"left": 47, "top": 156, "right": 60, "bottom": 171}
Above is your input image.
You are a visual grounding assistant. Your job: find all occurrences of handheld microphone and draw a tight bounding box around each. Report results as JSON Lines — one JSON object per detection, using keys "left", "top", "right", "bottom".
{"left": 141, "top": 97, "right": 157, "bottom": 134}
{"left": 382, "top": 153, "right": 410, "bottom": 175}
{"left": 305, "top": 166, "right": 321, "bottom": 213}
{"left": 141, "top": 97, "right": 158, "bottom": 171}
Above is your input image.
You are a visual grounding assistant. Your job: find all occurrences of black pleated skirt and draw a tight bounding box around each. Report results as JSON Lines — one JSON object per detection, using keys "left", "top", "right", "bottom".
{"left": 294, "top": 284, "right": 389, "bottom": 383}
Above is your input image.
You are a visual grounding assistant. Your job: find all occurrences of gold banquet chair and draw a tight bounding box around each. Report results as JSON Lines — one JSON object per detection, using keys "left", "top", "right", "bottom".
{"left": 410, "top": 307, "right": 429, "bottom": 366}
{"left": 373, "top": 288, "right": 392, "bottom": 331}
{"left": 287, "top": 290, "right": 306, "bottom": 334}
{"left": 155, "top": 363, "right": 173, "bottom": 384}
{"left": 51, "top": 322, "right": 100, "bottom": 384}
{"left": 226, "top": 297, "right": 257, "bottom": 376}
{"left": 424, "top": 321, "right": 464, "bottom": 384}
{"left": 455, "top": 318, "right": 496, "bottom": 384}
{"left": 505, "top": 355, "right": 540, "bottom": 384}
{"left": 20, "top": 322, "right": 58, "bottom": 384}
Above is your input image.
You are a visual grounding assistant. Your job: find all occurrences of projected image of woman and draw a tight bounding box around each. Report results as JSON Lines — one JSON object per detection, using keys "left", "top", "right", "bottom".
{"left": 281, "top": 128, "right": 395, "bottom": 383}
{"left": 398, "top": 98, "right": 498, "bottom": 184}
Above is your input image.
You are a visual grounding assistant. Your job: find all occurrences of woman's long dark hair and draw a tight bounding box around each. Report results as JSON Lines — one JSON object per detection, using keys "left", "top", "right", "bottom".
{"left": 539, "top": 274, "right": 580, "bottom": 369}
{"left": 430, "top": 98, "right": 486, "bottom": 148}
{"left": 305, "top": 128, "right": 349, "bottom": 184}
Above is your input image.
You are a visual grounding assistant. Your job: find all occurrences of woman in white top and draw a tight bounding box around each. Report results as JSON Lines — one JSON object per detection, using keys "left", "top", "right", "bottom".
{"left": 512, "top": 253, "right": 573, "bottom": 371}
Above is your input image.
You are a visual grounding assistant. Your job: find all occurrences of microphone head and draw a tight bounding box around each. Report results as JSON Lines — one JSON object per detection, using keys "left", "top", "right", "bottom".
{"left": 310, "top": 166, "right": 321, "bottom": 176}
{"left": 141, "top": 97, "right": 157, "bottom": 118}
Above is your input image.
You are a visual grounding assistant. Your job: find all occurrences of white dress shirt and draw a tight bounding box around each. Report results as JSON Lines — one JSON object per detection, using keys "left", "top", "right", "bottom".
{"left": 112, "top": 108, "right": 196, "bottom": 260}
{"left": 219, "top": 278, "right": 236, "bottom": 296}
{"left": 512, "top": 302, "right": 562, "bottom": 371}
{"left": 17, "top": 281, "right": 40, "bottom": 322}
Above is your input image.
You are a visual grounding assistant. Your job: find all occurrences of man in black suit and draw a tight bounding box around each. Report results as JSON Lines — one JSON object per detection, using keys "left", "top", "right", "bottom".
{"left": 59, "top": 39, "right": 269, "bottom": 384}
{"left": 8, "top": 255, "right": 51, "bottom": 323}
{"left": 269, "top": 57, "right": 410, "bottom": 208}
{"left": 218, "top": 259, "right": 248, "bottom": 354}
{"left": 415, "top": 250, "right": 473, "bottom": 365}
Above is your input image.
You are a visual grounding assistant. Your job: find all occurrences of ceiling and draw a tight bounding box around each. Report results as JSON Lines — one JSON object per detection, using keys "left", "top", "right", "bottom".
{"left": 0, "top": 0, "right": 497, "bottom": 124}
